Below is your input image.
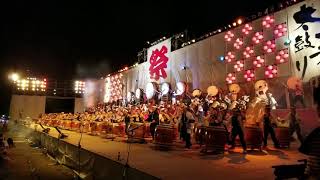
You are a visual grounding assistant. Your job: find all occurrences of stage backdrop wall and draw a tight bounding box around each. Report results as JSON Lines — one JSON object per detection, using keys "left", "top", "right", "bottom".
{"left": 10, "top": 95, "right": 86, "bottom": 120}
{"left": 118, "top": 0, "right": 320, "bottom": 107}
{"left": 10, "top": 95, "right": 46, "bottom": 120}
{"left": 74, "top": 98, "right": 85, "bottom": 113}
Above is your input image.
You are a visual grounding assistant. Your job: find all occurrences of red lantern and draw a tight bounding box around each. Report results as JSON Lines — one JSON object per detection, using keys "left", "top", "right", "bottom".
{"left": 265, "top": 65, "right": 278, "bottom": 79}
{"left": 243, "top": 46, "right": 255, "bottom": 58}
{"left": 234, "top": 38, "right": 244, "bottom": 49}
{"left": 252, "top": 32, "right": 263, "bottom": 44}
{"left": 274, "top": 23, "right": 287, "bottom": 38}
{"left": 263, "top": 40, "right": 276, "bottom": 53}
{"left": 226, "top": 73, "right": 236, "bottom": 84}
{"left": 225, "top": 51, "right": 236, "bottom": 63}
{"left": 253, "top": 56, "right": 265, "bottom": 68}
{"left": 244, "top": 70, "right": 255, "bottom": 82}
{"left": 224, "top": 31, "right": 235, "bottom": 42}
{"left": 262, "top": 15, "right": 275, "bottom": 28}
{"left": 242, "top": 24, "right": 253, "bottom": 35}
{"left": 275, "top": 49, "right": 289, "bottom": 64}
{"left": 234, "top": 60, "right": 244, "bottom": 72}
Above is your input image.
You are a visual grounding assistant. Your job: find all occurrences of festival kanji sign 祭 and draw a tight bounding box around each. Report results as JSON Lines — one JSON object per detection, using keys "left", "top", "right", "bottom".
{"left": 147, "top": 39, "right": 171, "bottom": 81}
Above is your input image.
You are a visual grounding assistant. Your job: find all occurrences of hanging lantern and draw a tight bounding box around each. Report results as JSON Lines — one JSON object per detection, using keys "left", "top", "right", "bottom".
{"left": 275, "top": 49, "right": 289, "bottom": 64}
{"left": 262, "top": 15, "right": 275, "bottom": 28}
{"left": 225, "top": 51, "right": 236, "bottom": 63}
{"left": 265, "top": 65, "right": 278, "bottom": 79}
{"left": 274, "top": 23, "right": 287, "bottom": 38}
{"left": 263, "top": 40, "right": 276, "bottom": 53}
{"left": 253, "top": 56, "right": 265, "bottom": 68}
{"left": 242, "top": 24, "right": 253, "bottom": 35}
{"left": 224, "top": 31, "right": 235, "bottom": 42}
{"left": 243, "top": 46, "right": 255, "bottom": 59}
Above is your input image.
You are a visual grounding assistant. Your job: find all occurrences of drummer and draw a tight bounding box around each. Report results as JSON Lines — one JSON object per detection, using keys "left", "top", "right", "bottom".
{"left": 230, "top": 108, "right": 247, "bottom": 154}
{"left": 147, "top": 106, "right": 160, "bottom": 140}
{"left": 263, "top": 106, "right": 280, "bottom": 148}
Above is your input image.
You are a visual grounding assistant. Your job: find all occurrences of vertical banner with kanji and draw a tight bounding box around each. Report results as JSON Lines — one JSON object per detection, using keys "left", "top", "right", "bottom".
{"left": 289, "top": 0, "right": 320, "bottom": 82}
{"left": 147, "top": 38, "right": 171, "bottom": 82}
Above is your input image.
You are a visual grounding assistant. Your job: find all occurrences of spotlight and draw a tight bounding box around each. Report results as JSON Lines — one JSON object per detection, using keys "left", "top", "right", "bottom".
{"left": 191, "top": 39, "right": 195, "bottom": 43}
{"left": 232, "top": 22, "right": 237, "bottom": 26}
{"left": 219, "top": 56, "right": 225, "bottom": 61}
{"left": 9, "top": 73, "right": 19, "bottom": 82}
{"left": 237, "top": 19, "right": 243, "bottom": 25}
{"left": 284, "top": 39, "right": 291, "bottom": 46}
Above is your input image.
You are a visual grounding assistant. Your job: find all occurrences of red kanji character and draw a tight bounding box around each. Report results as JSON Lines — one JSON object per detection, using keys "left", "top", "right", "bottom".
{"left": 149, "top": 45, "right": 169, "bottom": 80}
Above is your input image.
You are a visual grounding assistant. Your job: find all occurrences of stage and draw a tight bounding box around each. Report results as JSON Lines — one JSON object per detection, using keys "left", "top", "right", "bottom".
{"left": 21, "top": 123, "right": 309, "bottom": 180}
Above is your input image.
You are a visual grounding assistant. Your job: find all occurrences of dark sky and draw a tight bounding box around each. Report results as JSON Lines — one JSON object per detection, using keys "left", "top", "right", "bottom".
{"left": 0, "top": 0, "right": 281, "bottom": 114}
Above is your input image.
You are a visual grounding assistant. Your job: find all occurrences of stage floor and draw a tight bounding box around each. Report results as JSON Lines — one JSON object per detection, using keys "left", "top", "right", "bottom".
{"left": 30, "top": 124, "right": 307, "bottom": 180}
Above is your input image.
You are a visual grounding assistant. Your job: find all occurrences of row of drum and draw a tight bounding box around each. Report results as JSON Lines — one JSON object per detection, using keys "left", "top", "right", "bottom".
{"left": 39, "top": 119, "right": 291, "bottom": 151}
{"left": 39, "top": 119, "right": 128, "bottom": 137}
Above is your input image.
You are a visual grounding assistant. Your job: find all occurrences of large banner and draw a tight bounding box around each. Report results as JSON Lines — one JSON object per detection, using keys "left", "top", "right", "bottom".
{"left": 147, "top": 38, "right": 171, "bottom": 82}
{"left": 289, "top": 0, "right": 320, "bottom": 82}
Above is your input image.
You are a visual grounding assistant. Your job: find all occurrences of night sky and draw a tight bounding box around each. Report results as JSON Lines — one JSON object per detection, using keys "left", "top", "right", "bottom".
{"left": 0, "top": 0, "right": 281, "bottom": 114}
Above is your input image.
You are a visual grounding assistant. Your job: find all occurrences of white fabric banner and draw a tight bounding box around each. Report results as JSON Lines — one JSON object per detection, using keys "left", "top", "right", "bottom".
{"left": 288, "top": 0, "right": 320, "bottom": 82}
{"left": 147, "top": 38, "right": 171, "bottom": 83}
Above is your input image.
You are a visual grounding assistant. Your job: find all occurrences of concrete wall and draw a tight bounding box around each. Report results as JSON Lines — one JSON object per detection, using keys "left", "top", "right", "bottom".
{"left": 10, "top": 95, "right": 46, "bottom": 120}
{"left": 10, "top": 95, "right": 86, "bottom": 120}
{"left": 74, "top": 98, "right": 85, "bottom": 113}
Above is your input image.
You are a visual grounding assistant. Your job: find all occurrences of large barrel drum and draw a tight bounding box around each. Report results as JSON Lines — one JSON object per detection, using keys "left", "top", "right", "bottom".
{"left": 154, "top": 124, "right": 175, "bottom": 148}
{"left": 244, "top": 127, "right": 263, "bottom": 150}
{"left": 145, "top": 123, "right": 152, "bottom": 137}
{"left": 96, "top": 122, "right": 109, "bottom": 135}
{"left": 195, "top": 125, "right": 206, "bottom": 145}
{"left": 70, "top": 121, "right": 80, "bottom": 131}
{"left": 202, "top": 126, "right": 227, "bottom": 153}
{"left": 43, "top": 119, "right": 50, "bottom": 126}
{"left": 112, "top": 123, "right": 125, "bottom": 137}
{"left": 275, "top": 127, "right": 290, "bottom": 148}
{"left": 63, "top": 120, "right": 72, "bottom": 130}
{"left": 47, "top": 119, "right": 56, "bottom": 127}
{"left": 78, "top": 122, "right": 90, "bottom": 133}
{"left": 128, "top": 123, "right": 146, "bottom": 140}
{"left": 89, "top": 122, "right": 98, "bottom": 135}
{"left": 56, "top": 120, "right": 63, "bottom": 128}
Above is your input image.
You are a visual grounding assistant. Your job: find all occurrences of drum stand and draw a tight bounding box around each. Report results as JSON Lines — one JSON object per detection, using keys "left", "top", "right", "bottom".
{"left": 39, "top": 123, "right": 50, "bottom": 134}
